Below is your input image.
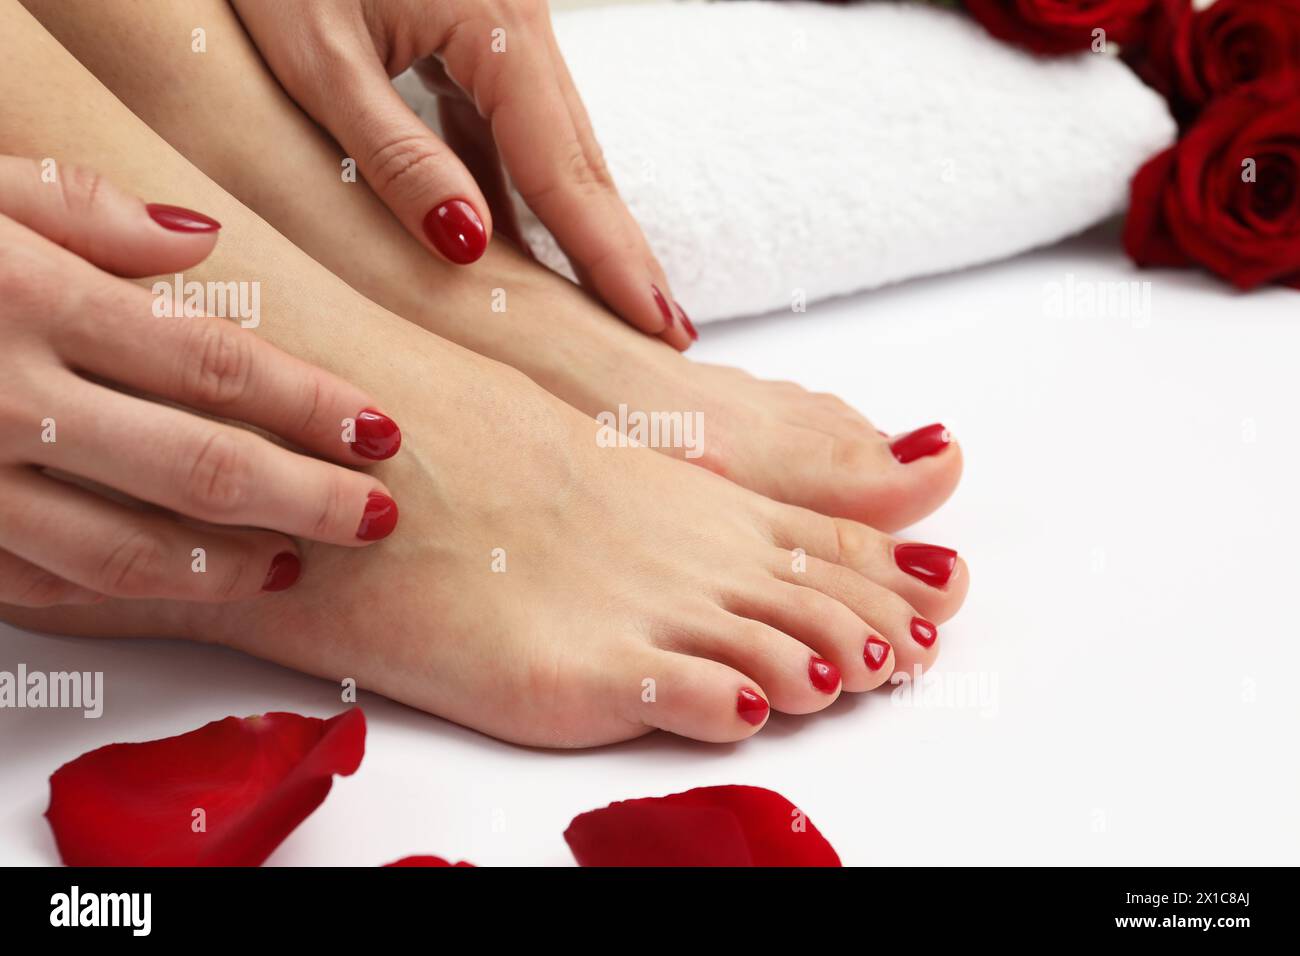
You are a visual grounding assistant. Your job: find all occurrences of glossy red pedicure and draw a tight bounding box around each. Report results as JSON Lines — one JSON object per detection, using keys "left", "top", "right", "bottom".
{"left": 894, "top": 542, "right": 958, "bottom": 588}
{"left": 809, "top": 656, "right": 840, "bottom": 693}
{"left": 675, "top": 301, "right": 699, "bottom": 341}
{"left": 910, "top": 617, "right": 938, "bottom": 648}
{"left": 352, "top": 409, "right": 402, "bottom": 461}
{"left": 651, "top": 284, "right": 676, "bottom": 329}
{"left": 890, "top": 423, "right": 951, "bottom": 463}
{"left": 737, "top": 688, "right": 769, "bottom": 725}
{"left": 864, "top": 636, "right": 891, "bottom": 671}
{"left": 356, "top": 492, "right": 399, "bottom": 541}
{"left": 262, "top": 552, "right": 301, "bottom": 592}
{"left": 422, "top": 199, "right": 486, "bottom": 264}
{"left": 146, "top": 203, "right": 221, "bottom": 233}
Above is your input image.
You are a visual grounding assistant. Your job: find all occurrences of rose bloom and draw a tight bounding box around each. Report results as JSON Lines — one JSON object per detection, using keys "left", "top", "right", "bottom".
{"left": 963, "top": 0, "right": 1157, "bottom": 55}
{"left": 1127, "top": 0, "right": 1300, "bottom": 120}
{"left": 1124, "top": 73, "right": 1300, "bottom": 290}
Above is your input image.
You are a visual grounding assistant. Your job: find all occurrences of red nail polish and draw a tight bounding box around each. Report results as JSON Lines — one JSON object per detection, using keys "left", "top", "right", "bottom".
{"left": 422, "top": 199, "right": 486, "bottom": 264}
{"left": 262, "top": 552, "right": 301, "bottom": 592}
{"left": 356, "top": 492, "right": 399, "bottom": 541}
{"left": 890, "top": 423, "right": 951, "bottom": 463}
{"left": 737, "top": 687, "right": 768, "bottom": 725}
{"left": 864, "top": 636, "right": 890, "bottom": 671}
{"left": 651, "top": 285, "right": 676, "bottom": 329}
{"left": 910, "top": 617, "right": 938, "bottom": 648}
{"left": 894, "top": 543, "right": 958, "bottom": 588}
{"left": 675, "top": 301, "right": 699, "bottom": 341}
{"left": 352, "top": 408, "right": 402, "bottom": 461}
{"left": 146, "top": 203, "right": 221, "bottom": 233}
{"left": 809, "top": 656, "right": 840, "bottom": 693}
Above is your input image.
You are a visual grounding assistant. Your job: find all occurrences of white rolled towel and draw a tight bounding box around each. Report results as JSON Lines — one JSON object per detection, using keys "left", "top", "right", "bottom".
{"left": 397, "top": 0, "right": 1175, "bottom": 322}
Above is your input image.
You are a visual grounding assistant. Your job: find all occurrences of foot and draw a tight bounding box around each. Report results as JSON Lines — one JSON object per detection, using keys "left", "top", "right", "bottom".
{"left": 6, "top": 335, "right": 968, "bottom": 747}
{"left": 420, "top": 243, "right": 964, "bottom": 533}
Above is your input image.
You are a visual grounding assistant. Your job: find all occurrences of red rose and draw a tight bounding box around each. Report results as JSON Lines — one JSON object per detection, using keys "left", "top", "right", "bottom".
{"left": 1128, "top": 0, "right": 1300, "bottom": 120}
{"left": 1124, "top": 72, "right": 1300, "bottom": 289}
{"left": 964, "top": 0, "right": 1157, "bottom": 54}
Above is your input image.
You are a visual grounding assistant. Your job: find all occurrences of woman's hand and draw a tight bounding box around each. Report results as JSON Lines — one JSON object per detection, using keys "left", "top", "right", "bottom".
{"left": 230, "top": 0, "right": 694, "bottom": 349}
{"left": 0, "top": 157, "right": 403, "bottom": 607}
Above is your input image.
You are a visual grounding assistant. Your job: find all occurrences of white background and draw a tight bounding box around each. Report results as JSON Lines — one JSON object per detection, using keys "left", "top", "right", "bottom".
{"left": 2, "top": 223, "right": 1298, "bottom": 866}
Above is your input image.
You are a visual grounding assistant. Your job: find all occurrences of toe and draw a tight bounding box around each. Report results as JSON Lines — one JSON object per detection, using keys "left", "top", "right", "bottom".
{"left": 764, "top": 509, "right": 969, "bottom": 624}
{"left": 774, "top": 555, "right": 942, "bottom": 681}
{"left": 632, "top": 649, "right": 771, "bottom": 743}
{"left": 726, "top": 580, "right": 895, "bottom": 692}
{"left": 657, "top": 611, "right": 843, "bottom": 715}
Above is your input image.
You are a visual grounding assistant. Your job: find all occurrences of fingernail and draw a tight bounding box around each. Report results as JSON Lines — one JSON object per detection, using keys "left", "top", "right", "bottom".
{"left": 422, "top": 199, "right": 486, "bottom": 264}
{"left": 809, "top": 656, "right": 840, "bottom": 693}
{"left": 262, "top": 552, "right": 301, "bottom": 592}
{"left": 147, "top": 203, "right": 221, "bottom": 233}
{"left": 675, "top": 301, "right": 699, "bottom": 341}
{"left": 352, "top": 408, "right": 402, "bottom": 461}
{"left": 737, "top": 687, "right": 769, "bottom": 726}
{"left": 651, "top": 284, "right": 675, "bottom": 329}
{"left": 864, "top": 636, "right": 891, "bottom": 671}
{"left": 894, "top": 543, "right": 958, "bottom": 588}
{"left": 890, "top": 423, "right": 951, "bottom": 463}
{"left": 356, "top": 492, "right": 399, "bottom": 541}
{"left": 910, "top": 617, "right": 938, "bottom": 648}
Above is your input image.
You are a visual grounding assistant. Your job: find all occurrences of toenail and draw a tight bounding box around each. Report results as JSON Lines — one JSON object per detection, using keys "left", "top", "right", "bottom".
{"left": 356, "top": 492, "right": 399, "bottom": 540}
{"left": 890, "top": 423, "right": 951, "bottom": 463}
{"left": 674, "top": 301, "right": 699, "bottom": 341}
{"left": 351, "top": 408, "right": 402, "bottom": 460}
{"left": 910, "top": 617, "right": 938, "bottom": 648}
{"left": 808, "top": 656, "right": 840, "bottom": 693}
{"left": 864, "top": 636, "right": 890, "bottom": 671}
{"left": 651, "top": 284, "right": 676, "bottom": 329}
{"left": 262, "top": 552, "right": 301, "bottom": 592}
{"left": 894, "top": 543, "right": 958, "bottom": 588}
{"left": 736, "top": 688, "right": 769, "bottom": 726}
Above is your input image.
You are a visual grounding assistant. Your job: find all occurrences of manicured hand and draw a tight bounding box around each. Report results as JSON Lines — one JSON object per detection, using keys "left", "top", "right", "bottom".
{"left": 231, "top": 0, "right": 696, "bottom": 349}
{"left": 0, "top": 157, "right": 402, "bottom": 607}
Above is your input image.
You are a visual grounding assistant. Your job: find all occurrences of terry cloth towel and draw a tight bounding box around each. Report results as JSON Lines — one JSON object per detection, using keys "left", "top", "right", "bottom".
{"left": 396, "top": 0, "right": 1175, "bottom": 323}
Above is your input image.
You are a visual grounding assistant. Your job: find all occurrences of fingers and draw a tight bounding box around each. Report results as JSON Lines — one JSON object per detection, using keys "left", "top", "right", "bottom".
{"left": 450, "top": 15, "right": 692, "bottom": 348}
{"left": 0, "top": 548, "right": 102, "bottom": 607}
{"left": 0, "top": 468, "right": 300, "bottom": 602}
{"left": 56, "top": 276, "right": 401, "bottom": 466}
{"left": 308, "top": 53, "right": 493, "bottom": 265}
{"left": 30, "top": 380, "right": 397, "bottom": 548}
{"left": 0, "top": 156, "right": 219, "bottom": 278}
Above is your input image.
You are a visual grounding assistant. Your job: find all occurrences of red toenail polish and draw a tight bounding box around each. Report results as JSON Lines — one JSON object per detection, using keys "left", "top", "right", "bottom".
{"left": 675, "top": 301, "right": 699, "bottom": 341}
{"left": 894, "top": 543, "right": 958, "bottom": 588}
{"left": 147, "top": 203, "right": 221, "bottom": 233}
{"left": 737, "top": 688, "right": 768, "bottom": 725}
{"left": 809, "top": 656, "right": 840, "bottom": 693}
{"left": 864, "top": 636, "right": 890, "bottom": 670}
{"left": 422, "top": 199, "right": 486, "bottom": 264}
{"left": 262, "top": 552, "right": 301, "bottom": 591}
{"left": 352, "top": 408, "right": 402, "bottom": 460}
{"left": 890, "top": 423, "right": 951, "bottom": 463}
{"left": 356, "top": 492, "right": 399, "bottom": 541}
{"left": 651, "top": 284, "right": 676, "bottom": 329}
{"left": 910, "top": 617, "right": 938, "bottom": 648}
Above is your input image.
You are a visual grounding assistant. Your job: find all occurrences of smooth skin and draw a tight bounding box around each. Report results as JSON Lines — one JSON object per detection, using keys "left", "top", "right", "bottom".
{"left": 0, "top": 1, "right": 968, "bottom": 747}
{"left": 0, "top": 156, "right": 402, "bottom": 606}
{"left": 26, "top": 0, "right": 964, "bottom": 532}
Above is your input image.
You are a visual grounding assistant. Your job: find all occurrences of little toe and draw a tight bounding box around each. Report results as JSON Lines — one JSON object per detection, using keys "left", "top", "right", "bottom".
{"left": 632, "top": 649, "right": 771, "bottom": 742}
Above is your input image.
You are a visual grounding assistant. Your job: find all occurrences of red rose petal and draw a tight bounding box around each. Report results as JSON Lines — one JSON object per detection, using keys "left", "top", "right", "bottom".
{"left": 384, "top": 856, "right": 476, "bottom": 867}
{"left": 564, "top": 785, "right": 841, "bottom": 867}
{"left": 46, "top": 709, "right": 366, "bottom": 866}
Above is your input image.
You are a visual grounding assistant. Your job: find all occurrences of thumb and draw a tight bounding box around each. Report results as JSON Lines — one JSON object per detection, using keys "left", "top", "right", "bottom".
{"left": 0, "top": 156, "right": 220, "bottom": 277}
{"left": 325, "top": 62, "right": 492, "bottom": 265}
